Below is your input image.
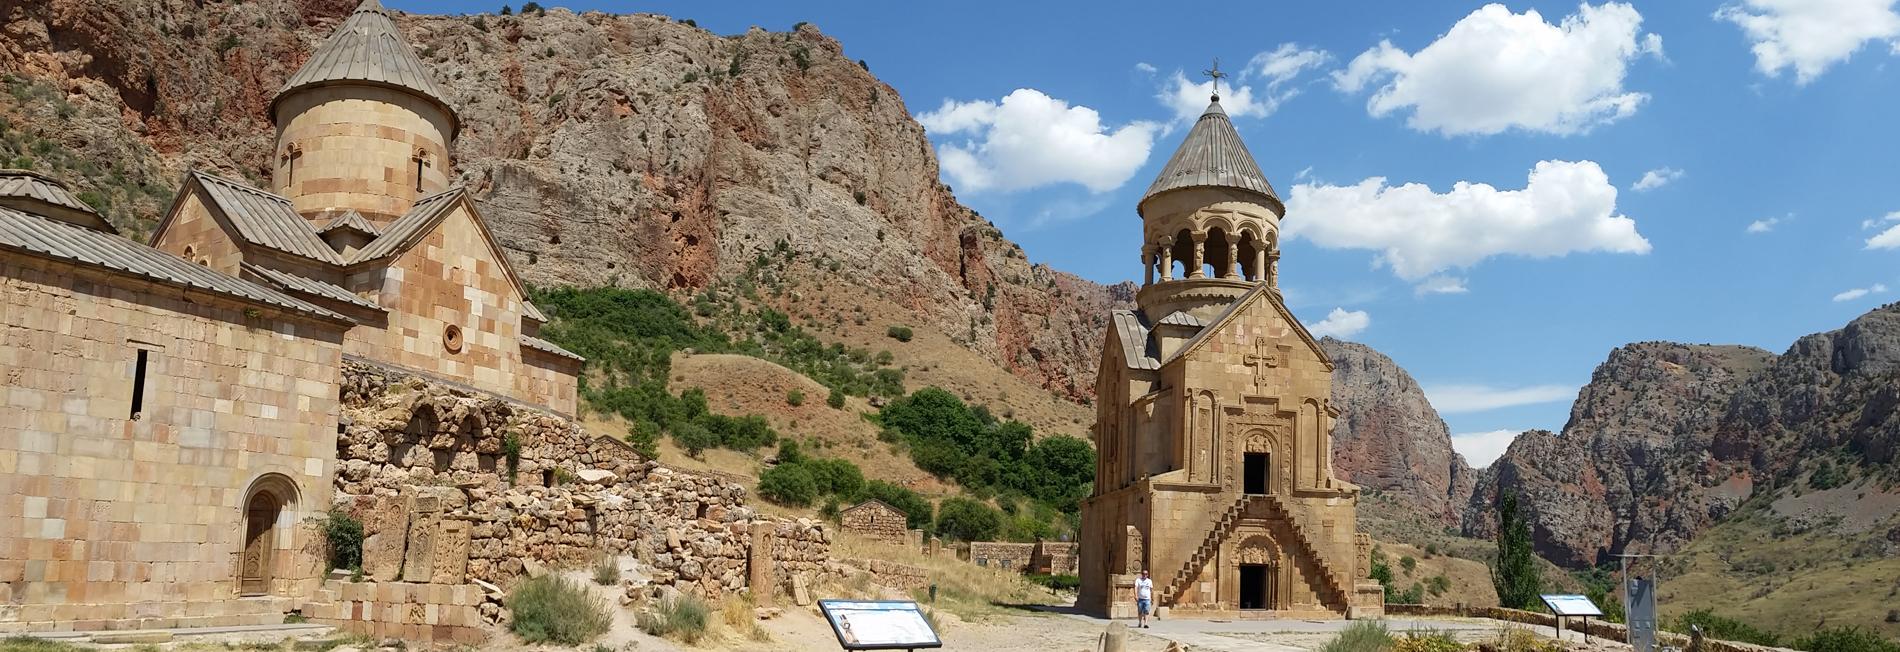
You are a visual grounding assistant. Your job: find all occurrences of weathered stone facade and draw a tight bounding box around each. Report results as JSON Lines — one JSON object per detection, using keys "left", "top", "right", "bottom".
{"left": 1077, "top": 97, "right": 1378, "bottom": 620}
{"left": 839, "top": 499, "right": 908, "bottom": 542}
{"left": 969, "top": 542, "right": 1035, "bottom": 571}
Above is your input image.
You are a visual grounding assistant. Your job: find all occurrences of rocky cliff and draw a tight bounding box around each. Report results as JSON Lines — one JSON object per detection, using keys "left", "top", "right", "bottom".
{"left": 1322, "top": 337, "right": 1475, "bottom": 526}
{"left": 0, "top": 0, "right": 1126, "bottom": 401}
{"left": 1467, "top": 304, "right": 1900, "bottom": 568}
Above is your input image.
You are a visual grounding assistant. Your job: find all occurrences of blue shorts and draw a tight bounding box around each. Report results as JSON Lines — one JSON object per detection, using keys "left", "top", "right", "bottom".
{"left": 1137, "top": 598, "right": 1151, "bottom": 615}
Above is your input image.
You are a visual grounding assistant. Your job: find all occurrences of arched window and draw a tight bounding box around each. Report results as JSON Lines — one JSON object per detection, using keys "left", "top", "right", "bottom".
{"left": 1203, "top": 228, "right": 1232, "bottom": 279}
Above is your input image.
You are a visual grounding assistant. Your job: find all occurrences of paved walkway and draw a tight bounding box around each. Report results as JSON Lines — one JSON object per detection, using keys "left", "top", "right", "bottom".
{"left": 1037, "top": 607, "right": 1623, "bottom": 652}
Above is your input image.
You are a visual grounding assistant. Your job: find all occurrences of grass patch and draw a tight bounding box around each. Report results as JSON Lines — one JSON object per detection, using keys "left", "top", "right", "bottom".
{"left": 718, "top": 594, "right": 770, "bottom": 642}
{"left": 592, "top": 554, "right": 621, "bottom": 586}
{"left": 507, "top": 576, "right": 610, "bottom": 645}
{"left": 638, "top": 594, "right": 711, "bottom": 644}
{"left": 0, "top": 637, "right": 90, "bottom": 652}
{"left": 1317, "top": 621, "right": 1393, "bottom": 652}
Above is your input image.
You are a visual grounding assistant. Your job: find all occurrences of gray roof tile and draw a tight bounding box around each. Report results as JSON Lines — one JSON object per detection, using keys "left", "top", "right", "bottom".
{"left": 1142, "top": 98, "right": 1278, "bottom": 204}
{"left": 348, "top": 186, "right": 462, "bottom": 264}
{"left": 0, "top": 169, "right": 113, "bottom": 233}
{"left": 276, "top": 0, "right": 457, "bottom": 130}
{"left": 520, "top": 334, "right": 584, "bottom": 362}
{"left": 521, "top": 300, "right": 547, "bottom": 323}
{"left": 1157, "top": 311, "right": 1205, "bottom": 328}
{"left": 244, "top": 263, "right": 382, "bottom": 311}
{"left": 0, "top": 206, "right": 348, "bottom": 323}
{"left": 191, "top": 171, "right": 344, "bottom": 265}
{"left": 318, "top": 209, "right": 381, "bottom": 237}
{"left": 1111, "top": 310, "right": 1160, "bottom": 371}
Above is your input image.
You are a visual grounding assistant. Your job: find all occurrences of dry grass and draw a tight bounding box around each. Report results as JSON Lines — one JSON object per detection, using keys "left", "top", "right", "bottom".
{"left": 824, "top": 530, "right": 1066, "bottom": 623}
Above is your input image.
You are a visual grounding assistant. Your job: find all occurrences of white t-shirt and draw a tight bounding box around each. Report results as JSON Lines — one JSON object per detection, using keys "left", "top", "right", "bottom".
{"left": 1135, "top": 577, "right": 1153, "bottom": 600}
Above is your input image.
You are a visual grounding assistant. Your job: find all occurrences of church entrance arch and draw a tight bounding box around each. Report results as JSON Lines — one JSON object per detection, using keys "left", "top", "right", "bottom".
{"left": 238, "top": 474, "right": 299, "bottom": 596}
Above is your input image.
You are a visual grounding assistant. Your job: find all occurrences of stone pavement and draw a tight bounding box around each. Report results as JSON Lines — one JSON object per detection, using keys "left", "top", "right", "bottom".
{"left": 1042, "top": 608, "right": 1625, "bottom": 652}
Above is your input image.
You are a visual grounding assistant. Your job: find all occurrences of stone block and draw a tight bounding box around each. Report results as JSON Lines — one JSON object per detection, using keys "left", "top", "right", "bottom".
{"left": 354, "top": 495, "right": 410, "bottom": 582}
{"left": 428, "top": 520, "right": 470, "bottom": 585}
{"left": 401, "top": 494, "right": 443, "bottom": 583}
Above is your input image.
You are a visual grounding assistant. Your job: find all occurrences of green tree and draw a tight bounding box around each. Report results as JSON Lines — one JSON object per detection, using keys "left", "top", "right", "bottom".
{"left": 935, "top": 497, "right": 1001, "bottom": 542}
{"left": 758, "top": 464, "right": 818, "bottom": 506}
{"left": 826, "top": 387, "right": 846, "bottom": 409}
{"left": 857, "top": 480, "right": 932, "bottom": 530}
{"left": 1491, "top": 490, "right": 1541, "bottom": 609}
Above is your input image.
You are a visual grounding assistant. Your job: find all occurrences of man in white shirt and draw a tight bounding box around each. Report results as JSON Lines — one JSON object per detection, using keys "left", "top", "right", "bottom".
{"left": 1134, "top": 569, "right": 1154, "bottom": 628}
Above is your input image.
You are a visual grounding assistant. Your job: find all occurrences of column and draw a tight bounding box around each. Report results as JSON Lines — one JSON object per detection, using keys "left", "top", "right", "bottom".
{"left": 1142, "top": 246, "right": 1155, "bottom": 286}
{"left": 1188, "top": 232, "right": 1206, "bottom": 279}
{"left": 1158, "top": 237, "right": 1175, "bottom": 282}
{"left": 1253, "top": 246, "right": 1267, "bottom": 283}
{"left": 1268, "top": 250, "right": 1281, "bottom": 287}
{"left": 1223, "top": 242, "right": 1241, "bottom": 279}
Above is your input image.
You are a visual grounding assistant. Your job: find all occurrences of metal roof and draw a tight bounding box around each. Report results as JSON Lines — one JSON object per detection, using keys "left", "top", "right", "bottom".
{"left": 1157, "top": 311, "right": 1206, "bottom": 328}
{"left": 1110, "top": 310, "right": 1160, "bottom": 371}
{"left": 0, "top": 169, "right": 114, "bottom": 233}
{"left": 521, "top": 300, "right": 547, "bottom": 323}
{"left": 274, "top": 0, "right": 458, "bottom": 132}
{"left": 0, "top": 206, "right": 349, "bottom": 323}
{"left": 244, "top": 262, "right": 382, "bottom": 311}
{"left": 348, "top": 186, "right": 462, "bottom": 264}
{"left": 1141, "top": 97, "right": 1278, "bottom": 205}
{"left": 191, "top": 171, "right": 345, "bottom": 265}
{"left": 318, "top": 209, "right": 382, "bottom": 237}
{"left": 520, "top": 334, "right": 585, "bottom": 362}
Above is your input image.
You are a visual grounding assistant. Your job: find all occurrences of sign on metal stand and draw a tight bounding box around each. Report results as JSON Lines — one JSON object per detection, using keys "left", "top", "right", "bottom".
{"left": 1540, "top": 594, "right": 1603, "bottom": 643}
{"left": 1621, "top": 554, "right": 1662, "bottom": 652}
{"left": 819, "top": 600, "right": 944, "bottom": 651}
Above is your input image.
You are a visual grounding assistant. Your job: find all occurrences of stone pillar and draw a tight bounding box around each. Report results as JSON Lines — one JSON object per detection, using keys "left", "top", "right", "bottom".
{"left": 401, "top": 493, "right": 444, "bottom": 583}
{"left": 1188, "top": 232, "right": 1206, "bottom": 279}
{"left": 1157, "top": 237, "right": 1175, "bottom": 282}
{"left": 1268, "top": 250, "right": 1281, "bottom": 287}
{"left": 1223, "top": 242, "right": 1241, "bottom": 279}
{"left": 749, "top": 523, "right": 775, "bottom": 607}
{"left": 1253, "top": 246, "right": 1268, "bottom": 283}
{"left": 1142, "top": 247, "right": 1154, "bottom": 286}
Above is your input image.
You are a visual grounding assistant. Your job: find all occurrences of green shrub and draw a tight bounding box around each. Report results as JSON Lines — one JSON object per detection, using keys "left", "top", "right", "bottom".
{"left": 1795, "top": 626, "right": 1900, "bottom": 652}
{"left": 1024, "top": 574, "right": 1080, "bottom": 591}
{"left": 1319, "top": 621, "right": 1393, "bottom": 652}
{"left": 758, "top": 463, "right": 819, "bottom": 506}
{"left": 827, "top": 387, "right": 846, "bottom": 409}
{"left": 1400, "top": 555, "right": 1417, "bottom": 574}
{"left": 807, "top": 458, "right": 865, "bottom": 497}
{"left": 637, "top": 594, "right": 710, "bottom": 644}
{"left": 1394, "top": 629, "right": 1462, "bottom": 652}
{"left": 935, "top": 497, "right": 1002, "bottom": 542}
{"left": 1674, "top": 609, "right": 1780, "bottom": 647}
{"left": 673, "top": 421, "right": 717, "bottom": 458}
{"left": 886, "top": 325, "right": 913, "bottom": 342}
{"left": 508, "top": 576, "right": 610, "bottom": 645}
{"left": 626, "top": 419, "right": 660, "bottom": 460}
{"left": 502, "top": 433, "right": 523, "bottom": 480}
{"left": 318, "top": 508, "right": 364, "bottom": 572}
{"left": 776, "top": 439, "right": 806, "bottom": 465}
{"left": 786, "top": 389, "right": 805, "bottom": 406}
{"left": 592, "top": 556, "right": 620, "bottom": 586}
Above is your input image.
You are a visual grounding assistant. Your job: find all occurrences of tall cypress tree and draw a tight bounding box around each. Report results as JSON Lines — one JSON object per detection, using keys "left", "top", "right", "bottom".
{"left": 1492, "top": 490, "right": 1541, "bottom": 609}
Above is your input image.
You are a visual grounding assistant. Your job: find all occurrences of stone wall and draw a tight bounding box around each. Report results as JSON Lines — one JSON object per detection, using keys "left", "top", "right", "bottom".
{"left": 0, "top": 256, "right": 349, "bottom": 632}
{"left": 301, "top": 580, "right": 490, "bottom": 644}
{"left": 273, "top": 86, "right": 454, "bottom": 225}
{"left": 1031, "top": 541, "right": 1079, "bottom": 575}
{"left": 969, "top": 542, "right": 1035, "bottom": 572}
{"left": 334, "top": 361, "right": 835, "bottom": 601}
{"left": 858, "top": 560, "right": 928, "bottom": 591}
{"left": 839, "top": 500, "right": 907, "bottom": 542}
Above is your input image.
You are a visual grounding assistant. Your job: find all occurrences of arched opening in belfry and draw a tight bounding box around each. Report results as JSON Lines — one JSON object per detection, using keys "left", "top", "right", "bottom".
{"left": 1203, "top": 228, "right": 1232, "bottom": 279}
{"left": 1238, "top": 231, "right": 1261, "bottom": 281}
{"left": 1170, "top": 228, "right": 1196, "bottom": 279}
{"left": 238, "top": 474, "right": 300, "bottom": 597}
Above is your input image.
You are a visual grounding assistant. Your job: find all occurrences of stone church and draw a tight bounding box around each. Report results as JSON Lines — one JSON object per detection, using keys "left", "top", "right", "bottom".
{"left": 0, "top": 0, "right": 583, "bottom": 631}
{"left": 1077, "top": 94, "right": 1383, "bottom": 619}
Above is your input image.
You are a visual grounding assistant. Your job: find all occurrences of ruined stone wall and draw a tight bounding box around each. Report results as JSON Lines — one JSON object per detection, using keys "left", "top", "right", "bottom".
{"left": 1032, "top": 541, "right": 1079, "bottom": 575}
{"left": 968, "top": 542, "right": 1035, "bottom": 572}
{"left": 839, "top": 501, "right": 907, "bottom": 542}
{"left": 333, "top": 361, "right": 834, "bottom": 600}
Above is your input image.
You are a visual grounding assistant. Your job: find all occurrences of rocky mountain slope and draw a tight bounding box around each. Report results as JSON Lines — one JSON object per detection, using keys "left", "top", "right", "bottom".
{"left": 0, "top": 0, "right": 1127, "bottom": 401}
{"left": 1467, "top": 304, "right": 1900, "bottom": 569}
{"left": 1323, "top": 337, "right": 1475, "bottom": 527}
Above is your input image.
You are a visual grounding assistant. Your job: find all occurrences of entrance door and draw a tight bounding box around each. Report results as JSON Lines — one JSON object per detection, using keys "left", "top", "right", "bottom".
{"left": 1244, "top": 453, "right": 1269, "bottom": 494}
{"left": 240, "top": 492, "right": 280, "bottom": 596}
{"left": 1240, "top": 564, "right": 1270, "bottom": 610}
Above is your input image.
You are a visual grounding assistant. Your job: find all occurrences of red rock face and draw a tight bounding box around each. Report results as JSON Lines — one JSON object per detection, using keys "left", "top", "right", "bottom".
{"left": 1322, "top": 337, "right": 1475, "bottom": 527}
{"left": 0, "top": 2, "right": 1130, "bottom": 400}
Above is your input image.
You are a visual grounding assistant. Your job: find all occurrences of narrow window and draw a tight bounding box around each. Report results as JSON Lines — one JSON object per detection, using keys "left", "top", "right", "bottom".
{"left": 130, "top": 349, "right": 149, "bottom": 419}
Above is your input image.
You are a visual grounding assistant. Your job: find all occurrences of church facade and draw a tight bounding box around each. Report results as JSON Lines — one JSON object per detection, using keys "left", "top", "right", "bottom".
{"left": 1077, "top": 95, "right": 1382, "bottom": 619}
{"left": 0, "top": 0, "right": 580, "bottom": 630}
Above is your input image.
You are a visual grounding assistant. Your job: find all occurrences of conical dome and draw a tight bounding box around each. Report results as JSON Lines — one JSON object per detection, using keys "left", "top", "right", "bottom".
{"left": 1141, "top": 98, "right": 1277, "bottom": 206}
{"left": 273, "top": 0, "right": 457, "bottom": 133}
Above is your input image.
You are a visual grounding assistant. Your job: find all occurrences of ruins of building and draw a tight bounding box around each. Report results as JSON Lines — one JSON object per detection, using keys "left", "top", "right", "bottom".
{"left": 1075, "top": 94, "right": 1384, "bottom": 619}
{"left": 838, "top": 499, "right": 909, "bottom": 542}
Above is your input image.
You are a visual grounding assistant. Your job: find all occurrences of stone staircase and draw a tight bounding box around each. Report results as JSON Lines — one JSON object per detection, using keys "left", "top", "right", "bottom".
{"left": 1159, "top": 494, "right": 1353, "bottom": 613}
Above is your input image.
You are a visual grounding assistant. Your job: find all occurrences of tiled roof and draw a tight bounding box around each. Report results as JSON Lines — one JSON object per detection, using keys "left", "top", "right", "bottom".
{"left": 275, "top": 0, "right": 457, "bottom": 130}
{"left": 0, "top": 206, "right": 348, "bottom": 323}
{"left": 191, "top": 171, "right": 344, "bottom": 265}
{"left": 521, "top": 300, "right": 547, "bottom": 323}
{"left": 0, "top": 169, "right": 113, "bottom": 233}
{"left": 520, "top": 334, "right": 584, "bottom": 362}
{"left": 1157, "top": 311, "right": 1205, "bottom": 328}
{"left": 1110, "top": 310, "right": 1160, "bottom": 371}
{"left": 347, "top": 186, "right": 462, "bottom": 264}
{"left": 319, "top": 209, "right": 381, "bottom": 237}
{"left": 244, "top": 263, "right": 382, "bottom": 312}
{"left": 1142, "top": 98, "right": 1278, "bottom": 204}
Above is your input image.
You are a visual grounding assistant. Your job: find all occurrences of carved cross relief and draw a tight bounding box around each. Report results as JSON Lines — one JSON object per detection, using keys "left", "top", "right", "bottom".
{"left": 1244, "top": 338, "right": 1281, "bottom": 389}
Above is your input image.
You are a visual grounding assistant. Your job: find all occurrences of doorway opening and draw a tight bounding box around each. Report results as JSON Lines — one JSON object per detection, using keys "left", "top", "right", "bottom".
{"left": 1244, "top": 452, "right": 1269, "bottom": 494}
{"left": 241, "top": 491, "right": 282, "bottom": 596}
{"left": 1240, "top": 563, "right": 1270, "bottom": 610}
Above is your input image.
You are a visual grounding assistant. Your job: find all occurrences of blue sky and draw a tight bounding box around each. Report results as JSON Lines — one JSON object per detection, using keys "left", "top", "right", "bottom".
{"left": 392, "top": 0, "right": 1900, "bottom": 466}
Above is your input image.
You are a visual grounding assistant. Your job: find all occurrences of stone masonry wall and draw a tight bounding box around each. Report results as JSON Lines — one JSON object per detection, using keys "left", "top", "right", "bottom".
{"left": 839, "top": 501, "right": 907, "bottom": 542}
{"left": 968, "top": 542, "right": 1035, "bottom": 572}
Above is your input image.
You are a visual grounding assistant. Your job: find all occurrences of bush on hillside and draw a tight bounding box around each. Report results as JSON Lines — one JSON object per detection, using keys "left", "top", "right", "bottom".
{"left": 508, "top": 576, "right": 610, "bottom": 645}
{"left": 886, "top": 325, "right": 913, "bottom": 342}
{"left": 876, "top": 387, "right": 1093, "bottom": 519}
{"left": 827, "top": 387, "right": 846, "bottom": 409}
{"left": 935, "top": 496, "right": 1002, "bottom": 542}
{"left": 1795, "top": 627, "right": 1900, "bottom": 652}
{"left": 1673, "top": 609, "right": 1780, "bottom": 647}
{"left": 786, "top": 389, "right": 805, "bottom": 406}
{"left": 758, "top": 463, "right": 819, "bottom": 506}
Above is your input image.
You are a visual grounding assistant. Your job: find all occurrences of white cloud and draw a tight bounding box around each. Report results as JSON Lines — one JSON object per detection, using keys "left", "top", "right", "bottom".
{"left": 1294, "top": 166, "right": 1315, "bottom": 182}
{"left": 1866, "top": 211, "right": 1900, "bottom": 249}
{"left": 918, "top": 89, "right": 1162, "bottom": 194}
{"left": 1427, "top": 384, "right": 1576, "bottom": 414}
{"left": 1157, "top": 44, "right": 1330, "bottom": 122}
{"left": 1285, "top": 160, "right": 1650, "bottom": 281}
{"left": 1833, "top": 283, "right": 1889, "bottom": 302}
{"left": 1414, "top": 275, "right": 1470, "bottom": 296}
{"left": 1631, "top": 167, "right": 1685, "bottom": 191}
{"left": 1308, "top": 308, "right": 1371, "bottom": 339}
{"left": 1453, "top": 429, "right": 1524, "bottom": 468}
{"left": 1715, "top": 0, "right": 1900, "bottom": 84}
{"left": 1745, "top": 216, "right": 1783, "bottom": 233}
{"left": 1333, "top": 2, "right": 1663, "bottom": 136}
{"left": 1134, "top": 62, "right": 1157, "bottom": 74}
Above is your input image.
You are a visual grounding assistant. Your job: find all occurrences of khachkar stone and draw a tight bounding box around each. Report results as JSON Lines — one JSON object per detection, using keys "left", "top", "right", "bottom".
{"left": 355, "top": 494, "right": 411, "bottom": 582}
{"left": 749, "top": 524, "right": 775, "bottom": 607}
{"left": 402, "top": 493, "right": 444, "bottom": 583}
{"left": 1076, "top": 88, "right": 1374, "bottom": 619}
{"left": 430, "top": 519, "right": 472, "bottom": 585}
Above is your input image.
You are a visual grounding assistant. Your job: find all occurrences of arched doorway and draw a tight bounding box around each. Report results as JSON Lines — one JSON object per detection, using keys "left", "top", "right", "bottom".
{"left": 1236, "top": 534, "right": 1280, "bottom": 611}
{"left": 238, "top": 474, "right": 299, "bottom": 596}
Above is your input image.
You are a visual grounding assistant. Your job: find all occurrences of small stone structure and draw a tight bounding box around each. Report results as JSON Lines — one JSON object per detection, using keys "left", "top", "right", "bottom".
{"left": 839, "top": 499, "right": 908, "bottom": 542}
{"left": 967, "top": 540, "right": 1079, "bottom": 575}
{"left": 1031, "top": 541, "right": 1080, "bottom": 575}
{"left": 858, "top": 560, "right": 929, "bottom": 590}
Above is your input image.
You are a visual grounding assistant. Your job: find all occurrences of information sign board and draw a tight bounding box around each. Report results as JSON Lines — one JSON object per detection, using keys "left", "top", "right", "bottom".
{"left": 1541, "top": 594, "right": 1604, "bottom": 617}
{"left": 819, "top": 600, "right": 943, "bottom": 650}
